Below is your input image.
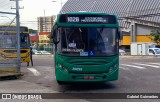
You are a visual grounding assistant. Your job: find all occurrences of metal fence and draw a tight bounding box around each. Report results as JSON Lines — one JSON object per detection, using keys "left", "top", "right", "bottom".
{"left": 0, "top": 0, "right": 20, "bottom": 76}
{"left": 33, "top": 44, "right": 55, "bottom": 53}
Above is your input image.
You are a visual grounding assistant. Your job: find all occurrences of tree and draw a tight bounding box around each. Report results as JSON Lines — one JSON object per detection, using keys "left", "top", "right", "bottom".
{"left": 148, "top": 29, "right": 160, "bottom": 45}
{"left": 48, "top": 35, "right": 53, "bottom": 43}
{"left": 39, "top": 44, "right": 44, "bottom": 50}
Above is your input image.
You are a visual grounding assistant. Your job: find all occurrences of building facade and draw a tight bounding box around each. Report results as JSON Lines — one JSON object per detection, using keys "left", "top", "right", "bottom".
{"left": 38, "top": 32, "right": 51, "bottom": 45}
{"left": 37, "top": 16, "right": 56, "bottom": 32}
{"left": 37, "top": 15, "right": 56, "bottom": 50}
{"left": 30, "top": 34, "right": 38, "bottom": 47}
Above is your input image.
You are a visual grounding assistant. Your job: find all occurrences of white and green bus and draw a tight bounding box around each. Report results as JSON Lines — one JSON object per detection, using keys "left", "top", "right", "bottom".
{"left": 52, "top": 12, "right": 122, "bottom": 84}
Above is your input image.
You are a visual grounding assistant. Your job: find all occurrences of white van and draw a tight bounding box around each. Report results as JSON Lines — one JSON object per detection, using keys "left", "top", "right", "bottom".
{"left": 148, "top": 48, "right": 160, "bottom": 55}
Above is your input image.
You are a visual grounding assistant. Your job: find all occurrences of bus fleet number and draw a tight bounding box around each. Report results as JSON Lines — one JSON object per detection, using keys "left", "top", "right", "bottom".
{"left": 67, "top": 17, "right": 79, "bottom": 22}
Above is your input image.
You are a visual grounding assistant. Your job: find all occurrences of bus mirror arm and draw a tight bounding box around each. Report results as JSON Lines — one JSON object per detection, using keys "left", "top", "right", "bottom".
{"left": 52, "top": 32, "right": 60, "bottom": 45}
{"left": 53, "top": 39, "right": 59, "bottom": 45}
{"left": 51, "top": 25, "right": 60, "bottom": 44}
{"left": 118, "top": 29, "right": 123, "bottom": 40}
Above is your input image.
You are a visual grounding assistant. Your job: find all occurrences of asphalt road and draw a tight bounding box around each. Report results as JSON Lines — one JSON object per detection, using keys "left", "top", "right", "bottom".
{"left": 1, "top": 55, "right": 160, "bottom": 102}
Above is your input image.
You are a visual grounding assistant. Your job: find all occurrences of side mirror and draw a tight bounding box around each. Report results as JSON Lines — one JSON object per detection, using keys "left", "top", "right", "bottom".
{"left": 118, "top": 29, "right": 123, "bottom": 40}
{"left": 53, "top": 39, "right": 59, "bottom": 45}
{"left": 51, "top": 24, "right": 59, "bottom": 44}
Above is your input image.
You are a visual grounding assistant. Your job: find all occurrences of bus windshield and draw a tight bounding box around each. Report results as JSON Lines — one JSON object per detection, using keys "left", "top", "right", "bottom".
{"left": 57, "top": 27, "right": 118, "bottom": 56}
{"left": 0, "top": 32, "right": 17, "bottom": 48}
{"left": 0, "top": 33, "right": 30, "bottom": 48}
{"left": 20, "top": 34, "right": 30, "bottom": 48}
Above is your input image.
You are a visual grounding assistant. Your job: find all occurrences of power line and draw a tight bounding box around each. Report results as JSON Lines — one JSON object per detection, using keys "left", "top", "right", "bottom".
{"left": 0, "top": 0, "right": 15, "bottom": 12}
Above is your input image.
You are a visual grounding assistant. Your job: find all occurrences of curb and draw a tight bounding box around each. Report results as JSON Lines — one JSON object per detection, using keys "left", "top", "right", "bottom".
{"left": 0, "top": 72, "right": 24, "bottom": 79}
{"left": 120, "top": 55, "right": 160, "bottom": 58}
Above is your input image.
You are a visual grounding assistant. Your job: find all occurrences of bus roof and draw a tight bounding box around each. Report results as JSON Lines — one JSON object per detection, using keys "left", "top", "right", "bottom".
{"left": 0, "top": 25, "right": 28, "bottom": 28}
{"left": 0, "top": 25, "right": 29, "bottom": 32}
{"left": 61, "top": 12, "right": 114, "bottom": 15}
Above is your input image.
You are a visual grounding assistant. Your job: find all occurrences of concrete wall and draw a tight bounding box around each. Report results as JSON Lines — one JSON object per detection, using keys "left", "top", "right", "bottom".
{"left": 136, "top": 24, "right": 158, "bottom": 35}
{"left": 121, "top": 24, "right": 158, "bottom": 46}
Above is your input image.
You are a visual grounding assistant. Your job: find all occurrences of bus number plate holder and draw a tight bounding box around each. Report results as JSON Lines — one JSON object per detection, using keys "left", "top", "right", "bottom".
{"left": 84, "top": 76, "right": 94, "bottom": 79}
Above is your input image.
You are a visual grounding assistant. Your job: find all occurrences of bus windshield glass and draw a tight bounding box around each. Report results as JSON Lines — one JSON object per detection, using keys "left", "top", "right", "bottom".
{"left": 57, "top": 27, "right": 118, "bottom": 56}
{"left": 20, "top": 34, "right": 30, "bottom": 48}
{"left": 0, "top": 32, "right": 17, "bottom": 48}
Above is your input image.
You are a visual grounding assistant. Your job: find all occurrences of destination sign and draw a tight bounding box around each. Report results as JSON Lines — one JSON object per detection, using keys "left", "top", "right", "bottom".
{"left": 59, "top": 14, "right": 116, "bottom": 24}
{"left": 67, "top": 17, "right": 108, "bottom": 23}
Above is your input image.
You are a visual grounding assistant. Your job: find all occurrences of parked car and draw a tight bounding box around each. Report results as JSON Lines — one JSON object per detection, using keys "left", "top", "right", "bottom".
{"left": 34, "top": 51, "right": 42, "bottom": 55}
{"left": 148, "top": 48, "right": 160, "bottom": 55}
{"left": 32, "top": 49, "right": 41, "bottom": 54}
{"left": 32, "top": 49, "right": 38, "bottom": 54}
{"left": 40, "top": 51, "right": 51, "bottom": 54}
{"left": 119, "top": 49, "right": 127, "bottom": 55}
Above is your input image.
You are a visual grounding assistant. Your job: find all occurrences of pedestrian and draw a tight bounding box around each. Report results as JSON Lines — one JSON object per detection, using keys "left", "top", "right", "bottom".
{"left": 27, "top": 47, "right": 33, "bottom": 67}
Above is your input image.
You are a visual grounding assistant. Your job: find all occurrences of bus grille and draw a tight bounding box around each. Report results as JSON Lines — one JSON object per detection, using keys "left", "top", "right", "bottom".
{"left": 67, "top": 58, "right": 112, "bottom": 65}
{"left": 3, "top": 50, "right": 28, "bottom": 53}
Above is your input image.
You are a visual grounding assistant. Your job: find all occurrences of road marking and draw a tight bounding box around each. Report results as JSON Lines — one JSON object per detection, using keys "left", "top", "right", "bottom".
{"left": 121, "top": 64, "right": 146, "bottom": 69}
{"left": 133, "top": 63, "right": 160, "bottom": 68}
{"left": 149, "top": 63, "right": 160, "bottom": 66}
{"left": 27, "top": 68, "right": 41, "bottom": 76}
{"left": 120, "top": 67, "right": 130, "bottom": 70}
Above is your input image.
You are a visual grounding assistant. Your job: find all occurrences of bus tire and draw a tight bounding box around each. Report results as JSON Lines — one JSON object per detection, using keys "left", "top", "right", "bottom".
{"left": 57, "top": 81, "right": 65, "bottom": 85}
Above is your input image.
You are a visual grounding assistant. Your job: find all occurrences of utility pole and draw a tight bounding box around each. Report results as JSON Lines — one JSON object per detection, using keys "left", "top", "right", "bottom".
{"left": 10, "top": 0, "right": 23, "bottom": 72}
{"left": 16, "top": 0, "right": 21, "bottom": 72}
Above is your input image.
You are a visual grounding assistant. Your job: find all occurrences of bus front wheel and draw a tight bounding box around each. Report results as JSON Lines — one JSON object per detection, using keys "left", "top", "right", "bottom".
{"left": 57, "top": 80, "right": 65, "bottom": 85}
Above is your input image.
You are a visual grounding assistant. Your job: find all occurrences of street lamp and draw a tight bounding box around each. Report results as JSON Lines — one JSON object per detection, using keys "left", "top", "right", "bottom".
{"left": 52, "top": 0, "right": 63, "bottom": 8}
{"left": 52, "top": 1, "right": 57, "bottom": 2}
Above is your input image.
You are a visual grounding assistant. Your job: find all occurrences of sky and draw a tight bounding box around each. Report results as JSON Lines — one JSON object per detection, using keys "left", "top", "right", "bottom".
{"left": 19, "top": 0, "right": 68, "bottom": 30}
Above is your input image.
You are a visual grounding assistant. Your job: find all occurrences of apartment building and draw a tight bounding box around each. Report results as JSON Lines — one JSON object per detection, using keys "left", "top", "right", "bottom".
{"left": 37, "top": 16, "right": 56, "bottom": 32}
{"left": 37, "top": 15, "right": 56, "bottom": 47}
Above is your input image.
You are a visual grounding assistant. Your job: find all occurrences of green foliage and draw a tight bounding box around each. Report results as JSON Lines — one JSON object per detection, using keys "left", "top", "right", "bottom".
{"left": 47, "top": 35, "right": 53, "bottom": 43}
{"left": 148, "top": 29, "right": 160, "bottom": 44}
{"left": 39, "top": 44, "right": 44, "bottom": 50}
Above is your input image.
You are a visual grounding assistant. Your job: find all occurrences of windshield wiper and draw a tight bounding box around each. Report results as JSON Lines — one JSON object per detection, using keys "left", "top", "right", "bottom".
{"left": 99, "top": 26, "right": 104, "bottom": 34}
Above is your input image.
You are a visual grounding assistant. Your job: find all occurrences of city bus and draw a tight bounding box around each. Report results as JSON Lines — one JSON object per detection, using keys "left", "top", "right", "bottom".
{"left": 0, "top": 25, "right": 31, "bottom": 63}
{"left": 51, "top": 12, "right": 122, "bottom": 84}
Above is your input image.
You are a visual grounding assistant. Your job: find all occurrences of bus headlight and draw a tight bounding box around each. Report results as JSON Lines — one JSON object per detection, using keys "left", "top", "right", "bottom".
{"left": 109, "top": 66, "right": 114, "bottom": 72}
{"left": 26, "top": 53, "right": 30, "bottom": 58}
{"left": 58, "top": 63, "right": 62, "bottom": 68}
{"left": 0, "top": 53, "right": 6, "bottom": 58}
{"left": 114, "top": 64, "right": 118, "bottom": 68}
{"left": 57, "top": 63, "right": 68, "bottom": 72}
{"left": 109, "top": 64, "right": 118, "bottom": 72}
{"left": 63, "top": 67, "right": 68, "bottom": 72}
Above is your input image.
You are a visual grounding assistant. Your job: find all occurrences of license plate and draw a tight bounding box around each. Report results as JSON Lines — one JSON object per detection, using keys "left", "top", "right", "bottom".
{"left": 84, "top": 76, "right": 94, "bottom": 79}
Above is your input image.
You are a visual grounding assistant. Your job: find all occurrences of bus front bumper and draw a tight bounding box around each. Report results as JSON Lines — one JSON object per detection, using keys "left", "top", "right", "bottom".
{"left": 55, "top": 68, "right": 119, "bottom": 82}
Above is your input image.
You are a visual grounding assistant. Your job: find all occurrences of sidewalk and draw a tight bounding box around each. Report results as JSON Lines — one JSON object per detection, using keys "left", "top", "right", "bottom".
{"left": 120, "top": 55, "right": 160, "bottom": 58}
